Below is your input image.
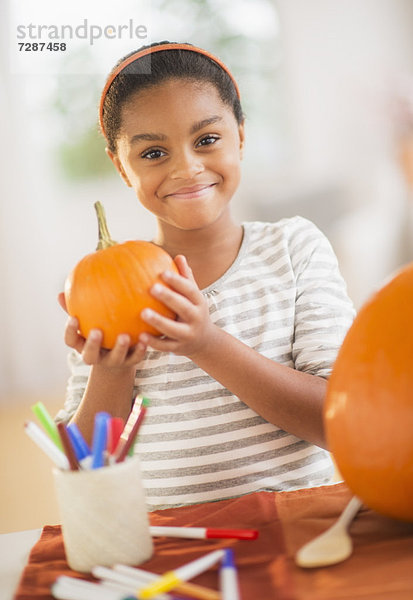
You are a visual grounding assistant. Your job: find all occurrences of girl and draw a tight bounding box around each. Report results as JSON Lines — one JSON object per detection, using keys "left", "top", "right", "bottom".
{"left": 57, "top": 41, "right": 355, "bottom": 510}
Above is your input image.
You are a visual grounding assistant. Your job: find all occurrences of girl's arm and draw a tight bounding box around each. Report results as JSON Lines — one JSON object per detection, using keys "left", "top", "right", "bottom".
{"left": 139, "top": 256, "right": 329, "bottom": 449}
{"left": 57, "top": 294, "right": 146, "bottom": 444}
{"left": 180, "top": 326, "right": 327, "bottom": 448}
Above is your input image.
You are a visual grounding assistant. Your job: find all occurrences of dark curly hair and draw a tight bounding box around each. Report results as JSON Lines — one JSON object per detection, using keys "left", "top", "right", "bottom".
{"left": 101, "top": 41, "right": 244, "bottom": 153}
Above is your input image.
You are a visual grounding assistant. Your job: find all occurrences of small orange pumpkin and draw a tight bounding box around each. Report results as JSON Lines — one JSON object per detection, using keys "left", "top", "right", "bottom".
{"left": 324, "top": 263, "right": 413, "bottom": 522}
{"left": 64, "top": 202, "right": 178, "bottom": 349}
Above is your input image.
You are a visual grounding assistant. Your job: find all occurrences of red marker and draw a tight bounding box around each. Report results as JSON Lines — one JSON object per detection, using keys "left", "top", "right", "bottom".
{"left": 149, "top": 526, "right": 259, "bottom": 540}
{"left": 114, "top": 396, "right": 149, "bottom": 462}
{"left": 108, "top": 417, "right": 125, "bottom": 455}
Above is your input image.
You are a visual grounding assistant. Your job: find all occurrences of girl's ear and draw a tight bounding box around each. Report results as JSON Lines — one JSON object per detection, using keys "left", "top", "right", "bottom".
{"left": 238, "top": 121, "right": 245, "bottom": 159}
{"left": 105, "top": 147, "right": 132, "bottom": 187}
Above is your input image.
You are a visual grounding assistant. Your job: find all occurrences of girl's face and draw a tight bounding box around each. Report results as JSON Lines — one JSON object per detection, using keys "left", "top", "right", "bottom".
{"left": 107, "top": 78, "right": 245, "bottom": 233}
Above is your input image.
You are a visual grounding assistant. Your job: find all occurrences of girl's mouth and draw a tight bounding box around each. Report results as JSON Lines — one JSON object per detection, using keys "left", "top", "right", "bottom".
{"left": 166, "top": 183, "right": 217, "bottom": 200}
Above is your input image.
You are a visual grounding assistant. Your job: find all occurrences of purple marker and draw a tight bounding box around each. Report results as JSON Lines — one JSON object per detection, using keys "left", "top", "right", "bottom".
{"left": 219, "top": 549, "right": 241, "bottom": 600}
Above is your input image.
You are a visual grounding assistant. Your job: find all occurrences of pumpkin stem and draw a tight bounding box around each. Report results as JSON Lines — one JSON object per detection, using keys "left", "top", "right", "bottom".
{"left": 94, "top": 201, "right": 117, "bottom": 250}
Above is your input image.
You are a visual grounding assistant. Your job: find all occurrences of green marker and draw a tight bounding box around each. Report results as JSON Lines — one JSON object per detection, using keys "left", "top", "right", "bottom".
{"left": 31, "top": 401, "right": 63, "bottom": 451}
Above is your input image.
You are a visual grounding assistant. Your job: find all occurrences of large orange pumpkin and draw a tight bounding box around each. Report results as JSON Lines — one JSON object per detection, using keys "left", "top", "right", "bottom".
{"left": 64, "top": 202, "right": 178, "bottom": 349}
{"left": 324, "top": 263, "right": 413, "bottom": 522}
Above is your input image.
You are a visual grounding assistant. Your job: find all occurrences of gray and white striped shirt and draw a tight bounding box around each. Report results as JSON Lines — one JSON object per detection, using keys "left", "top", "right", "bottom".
{"left": 57, "top": 217, "right": 355, "bottom": 510}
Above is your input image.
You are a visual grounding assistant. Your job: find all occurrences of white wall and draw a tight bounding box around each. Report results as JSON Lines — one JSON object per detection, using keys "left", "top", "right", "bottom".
{"left": 271, "top": 0, "right": 413, "bottom": 304}
{"left": 277, "top": 0, "right": 413, "bottom": 178}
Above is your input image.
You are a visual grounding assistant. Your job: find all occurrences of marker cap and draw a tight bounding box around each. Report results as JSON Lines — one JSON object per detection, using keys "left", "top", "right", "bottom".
{"left": 222, "top": 548, "right": 235, "bottom": 568}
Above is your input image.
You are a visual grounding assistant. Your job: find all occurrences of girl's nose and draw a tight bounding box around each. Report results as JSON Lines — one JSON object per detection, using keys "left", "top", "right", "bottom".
{"left": 169, "top": 149, "right": 204, "bottom": 179}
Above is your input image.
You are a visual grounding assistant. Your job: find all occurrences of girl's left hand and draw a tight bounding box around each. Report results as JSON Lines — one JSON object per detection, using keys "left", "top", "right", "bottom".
{"left": 139, "top": 254, "right": 216, "bottom": 359}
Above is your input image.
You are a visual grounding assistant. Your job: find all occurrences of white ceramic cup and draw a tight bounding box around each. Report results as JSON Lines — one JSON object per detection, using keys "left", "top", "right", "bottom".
{"left": 53, "top": 456, "right": 153, "bottom": 572}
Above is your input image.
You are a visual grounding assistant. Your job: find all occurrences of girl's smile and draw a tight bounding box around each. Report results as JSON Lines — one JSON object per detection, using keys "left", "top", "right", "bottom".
{"left": 164, "top": 182, "right": 218, "bottom": 200}
{"left": 107, "top": 78, "right": 245, "bottom": 235}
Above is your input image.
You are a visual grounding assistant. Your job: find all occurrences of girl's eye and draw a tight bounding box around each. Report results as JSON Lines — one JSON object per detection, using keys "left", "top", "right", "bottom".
{"left": 141, "top": 148, "right": 166, "bottom": 160}
{"left": 197, "top": 135, "right": 219, "bottom": 147}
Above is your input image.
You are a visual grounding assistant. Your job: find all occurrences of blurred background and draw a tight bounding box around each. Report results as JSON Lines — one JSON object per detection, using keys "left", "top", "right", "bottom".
{"left": 1, "top": 0, "right": 413, "bottom": 533}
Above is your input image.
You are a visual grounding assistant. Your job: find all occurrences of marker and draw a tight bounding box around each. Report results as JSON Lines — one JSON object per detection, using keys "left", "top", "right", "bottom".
{"left": 91, "top": 412, "right": 110, "bottom": 469}
{"left": 137, "top": 549, "right": 225, "bottom": 599}
{"left": 149, "top": 526, "right": 259, "bottom": 541}
{"left": 101, "top": 580, "right": 186, "bottom": 600}
{"left": 115, "top": 565, "right": 222, "bottom": 600}
{"left": 52, "top": 575, "right": 134, "bottom": 600}
{"left": 92, "top": 566, "right": 180, "bottom": 600}
{"left": 57, "top": 422, "right": 80, "bottom": 471}
{"left": 31, "top": 401, "right": 63, "bottom": 451}
{"left": 24, "top": 421, "right": 69, "bottom": 470}
{"left": 114, "top": 396, "right": 149, "bottom": 463}
{"left": 66, "top": 422, "right": 91, "bottom": 460}
{"left": 108, "top": 417, "right": 125, "bottom": 455}
{"left": 219, "top": 549, "right": 241, "bottom": 600}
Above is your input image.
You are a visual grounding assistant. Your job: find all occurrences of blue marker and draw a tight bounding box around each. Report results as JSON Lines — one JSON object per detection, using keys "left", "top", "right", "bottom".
{"left": 67, "top": 422, "right": 91, "bottom": 461}
{"left": 219, "top": 549, "right": 241, "bottom": 600}
{"left": 91, "top": 412, "right": 110, "bottom": 469}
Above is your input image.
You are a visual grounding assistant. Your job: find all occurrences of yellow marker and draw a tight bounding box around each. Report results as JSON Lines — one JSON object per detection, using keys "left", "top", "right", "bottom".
{"left": 138, "top": 549, "right": 224, "bottom": 599}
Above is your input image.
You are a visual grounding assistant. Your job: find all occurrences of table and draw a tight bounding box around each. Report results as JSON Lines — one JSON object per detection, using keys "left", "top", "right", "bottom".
{"left": 0, "top": 529, "right": 41, "bottom": 600}
{"left": 7, "top": 482, "right": 413, "bottom": 600}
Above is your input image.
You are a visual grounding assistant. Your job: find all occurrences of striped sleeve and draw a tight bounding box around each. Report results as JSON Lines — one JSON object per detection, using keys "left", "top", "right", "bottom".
{"left": 288, "top": 217, "right": 355, "bottom": 377}
{"left": 55, "top": 350, "right": 90, "bottom": 423}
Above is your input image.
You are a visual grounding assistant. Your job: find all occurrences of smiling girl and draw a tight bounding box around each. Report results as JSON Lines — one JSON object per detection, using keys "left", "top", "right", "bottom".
{"left": 57, "top": 42, "right": 355, "bottom": 510}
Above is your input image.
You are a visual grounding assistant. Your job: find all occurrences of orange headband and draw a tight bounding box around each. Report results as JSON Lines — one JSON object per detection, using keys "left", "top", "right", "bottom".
{"left": 99, "top": 43, "right": 241, "bottom": 139}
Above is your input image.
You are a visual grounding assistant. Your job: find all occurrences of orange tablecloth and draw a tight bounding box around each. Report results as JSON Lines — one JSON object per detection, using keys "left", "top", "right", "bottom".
{"left": 14, "top": 483, "right": 413, "bottom": 600}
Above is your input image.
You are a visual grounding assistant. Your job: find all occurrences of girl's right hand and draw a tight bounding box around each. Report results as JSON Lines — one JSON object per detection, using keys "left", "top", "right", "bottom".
{"left": 58, "top": 292, "right": 147, "bottom": 369}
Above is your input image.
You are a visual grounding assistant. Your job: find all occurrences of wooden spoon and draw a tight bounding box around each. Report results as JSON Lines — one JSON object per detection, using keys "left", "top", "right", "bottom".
{"left": 295, "top": 496, "right": 363, "bottom": 568}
